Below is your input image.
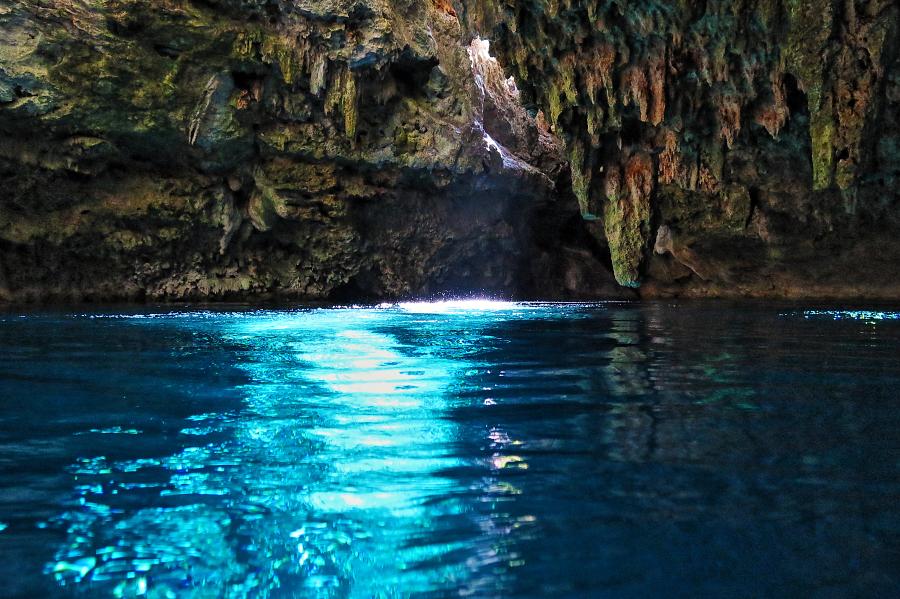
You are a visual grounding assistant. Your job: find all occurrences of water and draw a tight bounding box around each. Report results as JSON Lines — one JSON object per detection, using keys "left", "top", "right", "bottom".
{"left": 1, "top": 301, "right": 899, "bottom": 598}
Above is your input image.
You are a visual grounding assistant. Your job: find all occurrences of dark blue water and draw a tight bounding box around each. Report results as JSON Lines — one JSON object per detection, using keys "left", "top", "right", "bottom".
{"left": 1, "top": 301, "right": 899, "bottom": 598}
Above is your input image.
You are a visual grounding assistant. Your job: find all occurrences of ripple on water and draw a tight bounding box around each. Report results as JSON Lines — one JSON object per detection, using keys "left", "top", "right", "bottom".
{"left": 0, "top": 302, "right": 897, "bottom": 596}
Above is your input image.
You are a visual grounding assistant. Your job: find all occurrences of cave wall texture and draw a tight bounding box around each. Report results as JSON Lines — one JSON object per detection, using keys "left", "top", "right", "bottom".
{"left": 1, "top": 0, "right": 898, "bottom": 302}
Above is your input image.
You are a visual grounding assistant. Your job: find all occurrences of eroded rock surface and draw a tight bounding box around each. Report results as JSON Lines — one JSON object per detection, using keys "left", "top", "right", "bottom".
{"left": 463, "top": 0, "right": 900, "bottom": 297}
{"left": 0, "top": 0, "right": 600, "bottom": 302}
{"left": 1, "top": 0, "right": 899, "bottom": 302}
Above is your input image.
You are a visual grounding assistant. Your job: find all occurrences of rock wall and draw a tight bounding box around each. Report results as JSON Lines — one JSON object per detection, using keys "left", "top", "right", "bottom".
{"left": 1, "top": 0, "right": 898, "bottom": 302}
{"left": 462, "top": 0, "right": 900, "bottom": 298}
{"left": 1, "top": 0, "right": 616, "bottom": 303}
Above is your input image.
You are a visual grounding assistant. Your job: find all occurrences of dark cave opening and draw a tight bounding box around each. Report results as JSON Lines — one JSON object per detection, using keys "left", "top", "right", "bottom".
{"left": 783, "top": 73, "right": 809, "bottom": 117}
{"left": 388, "top": 51, "right": 438, "bottom": 99}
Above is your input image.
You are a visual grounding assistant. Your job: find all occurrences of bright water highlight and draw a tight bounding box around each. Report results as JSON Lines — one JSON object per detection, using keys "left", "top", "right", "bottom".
{"left": 1, "top": 301, "right": 900, "bottom": 597}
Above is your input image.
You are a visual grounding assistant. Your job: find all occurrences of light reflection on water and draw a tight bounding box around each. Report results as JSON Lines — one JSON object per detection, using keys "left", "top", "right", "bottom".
{"left": 801, "top": 309, "right": 900, "bottom": 321}
{"left": 1, "top": 302, "right": 900, "bottom": 597}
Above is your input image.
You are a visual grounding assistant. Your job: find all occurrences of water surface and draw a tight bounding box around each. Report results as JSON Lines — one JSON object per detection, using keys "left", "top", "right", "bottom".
{"left": 1, "top": 301, "right": 899, "bottom": 597}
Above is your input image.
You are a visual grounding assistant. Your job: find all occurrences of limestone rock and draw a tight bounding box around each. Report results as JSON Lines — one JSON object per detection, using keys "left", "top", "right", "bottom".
{"left": 463, "top": 0, "right": 900, "bottom": 298}
{"left": 0, "top": 0, "right": 564, "bottom": 302}
{"left": 1, "top": 0, "right": 899, "bottom": 302}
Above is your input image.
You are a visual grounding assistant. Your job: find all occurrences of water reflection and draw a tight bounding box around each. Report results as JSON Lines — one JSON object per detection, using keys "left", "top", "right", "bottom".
{"left": 223, "top": 311, "right": 470, "bottom": 593}
{"left": 42, "top": 304, "right": 579, "bottom": 596}
{"left": 0, "top": 302, "right": 898, "bottom": 596}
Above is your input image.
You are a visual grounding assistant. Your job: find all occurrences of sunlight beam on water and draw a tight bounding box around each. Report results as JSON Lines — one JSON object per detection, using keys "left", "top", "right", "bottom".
{"left": 47, "top": 305, "right": 538, "bottom": 596}
{"left": 396, "top": 299, "right": 522, "bottom": 314}
{"left": 220, "top": 308, "right": 517, "bottom": 592}
{"left": 13, "top": 302, "right": 899, "bottom": 597}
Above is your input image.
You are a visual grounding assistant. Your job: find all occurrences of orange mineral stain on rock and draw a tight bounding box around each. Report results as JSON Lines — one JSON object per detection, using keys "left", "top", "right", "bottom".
{"left": 433, "top": 0, "right": 457, "bottom": 17}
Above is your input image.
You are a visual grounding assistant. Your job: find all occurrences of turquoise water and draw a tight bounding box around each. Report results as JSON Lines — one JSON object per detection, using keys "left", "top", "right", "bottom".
{"left": 1, "top": 301, "right": 899, "bottom": 597}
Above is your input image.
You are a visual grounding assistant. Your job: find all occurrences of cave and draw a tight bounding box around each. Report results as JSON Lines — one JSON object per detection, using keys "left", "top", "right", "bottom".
{"left": 1, "top": 1, "right": 899, "bottom": 596}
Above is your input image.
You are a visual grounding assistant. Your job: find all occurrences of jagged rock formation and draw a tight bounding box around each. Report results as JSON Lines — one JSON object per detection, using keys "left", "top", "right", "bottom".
{"left": 1, "top": 0, "right": 898, "bottom": 302}
{"left": 463, "top": 0, "right": 900, "bottom": 297}
{"left": 1, "top": 0, "right": 612, "bottom": 303}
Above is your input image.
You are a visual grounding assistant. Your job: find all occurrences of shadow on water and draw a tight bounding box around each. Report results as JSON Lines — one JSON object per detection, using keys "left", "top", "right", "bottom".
{"left": 0, "top": 302, "right": 899, "bottom": 597}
